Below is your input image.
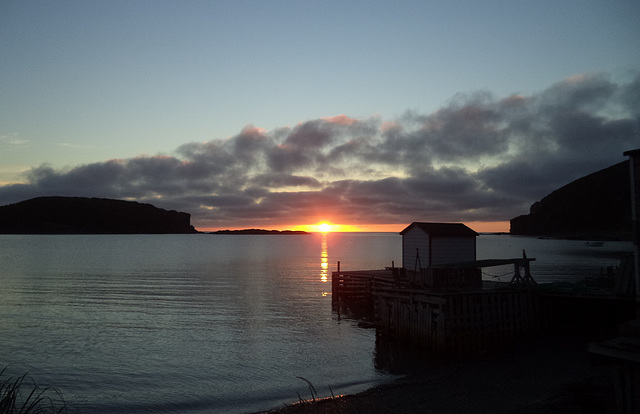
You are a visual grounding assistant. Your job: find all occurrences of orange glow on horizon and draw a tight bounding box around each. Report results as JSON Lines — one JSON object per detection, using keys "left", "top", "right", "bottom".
{"left": 293, "top": 222, "right": 361, "bottom": 233}
{"left": 200, "top": 221, "right": 509, "bottom": 233}
{"left": 463, "top": 221, "right": 510, "bottom": 233}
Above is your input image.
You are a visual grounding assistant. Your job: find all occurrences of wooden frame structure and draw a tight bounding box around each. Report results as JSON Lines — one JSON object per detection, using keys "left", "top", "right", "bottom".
{"left": 332, "top": 252, "right": 541, "bottom": 353}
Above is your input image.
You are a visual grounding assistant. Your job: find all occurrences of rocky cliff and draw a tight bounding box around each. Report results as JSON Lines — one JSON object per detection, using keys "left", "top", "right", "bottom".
{"left": 510, "top": 161, "right": 632, "bottom": 240}
{"left": 0, "top": 197, "right": 198, "bottom": 234}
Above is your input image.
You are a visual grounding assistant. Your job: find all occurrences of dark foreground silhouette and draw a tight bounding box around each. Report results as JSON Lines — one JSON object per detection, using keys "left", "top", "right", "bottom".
{"left": 261, "top": 335, "right": 614, "bottom": 413}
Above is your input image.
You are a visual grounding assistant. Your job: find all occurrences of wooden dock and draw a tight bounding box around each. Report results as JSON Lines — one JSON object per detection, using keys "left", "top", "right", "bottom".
{"left": 332, "top": 260, "right": 544, "bottom": 353}
{"left": 332, "top": 261, "right": 637, "bottom": 354}
{"left": 375, "top": 285, "right": 543, "bottom": 353}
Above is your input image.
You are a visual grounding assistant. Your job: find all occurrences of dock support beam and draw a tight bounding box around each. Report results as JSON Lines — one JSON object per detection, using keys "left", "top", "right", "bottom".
{"left": 509, "top": 250, "right": 537, "bottom": 286}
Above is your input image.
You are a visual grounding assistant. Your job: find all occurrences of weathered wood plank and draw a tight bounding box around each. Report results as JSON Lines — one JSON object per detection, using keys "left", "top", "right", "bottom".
{"left": 333, "top": 268, "right": 545, "bottom": 354}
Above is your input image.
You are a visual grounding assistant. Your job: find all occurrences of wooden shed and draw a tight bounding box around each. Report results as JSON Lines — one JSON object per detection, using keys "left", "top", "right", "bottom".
{"left": 400, "top": 222, "right": 479, "bottom": 272}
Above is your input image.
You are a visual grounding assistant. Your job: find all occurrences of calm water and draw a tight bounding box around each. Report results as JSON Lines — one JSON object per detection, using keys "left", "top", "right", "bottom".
{"left": 0, "top": 233, "right": 632, "bottom": 413}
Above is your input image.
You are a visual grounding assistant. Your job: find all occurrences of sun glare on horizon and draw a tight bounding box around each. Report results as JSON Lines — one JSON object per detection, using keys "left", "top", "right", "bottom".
{"left": 293, "top": 222, "right": 361, "bottom": 233}
{"left": 318, "top": 223, "right": 331, "bottom": 232}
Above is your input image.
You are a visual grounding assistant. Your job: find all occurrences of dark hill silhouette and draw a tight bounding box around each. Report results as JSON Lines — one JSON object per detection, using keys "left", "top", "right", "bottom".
{"left": 0, "top": 197, "right": 198, "bottom": 234}
{"left": 510, "top": 161, "right": 631, "bottom": 240}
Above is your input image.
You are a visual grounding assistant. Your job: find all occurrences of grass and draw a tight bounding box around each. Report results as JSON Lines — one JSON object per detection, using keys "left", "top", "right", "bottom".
{"left": 295, "top": 377, "right": 319, "bottom": 403}
{"left": 260, "top": 377, "right": 370, "bottom": 414}
{"left": 0, "top": 368, "right": 67, "bottom": 414}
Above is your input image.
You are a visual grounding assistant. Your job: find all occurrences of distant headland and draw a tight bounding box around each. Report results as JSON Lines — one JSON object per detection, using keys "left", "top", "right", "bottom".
{"left": 510, "top": 161, "right": 632, "bottom": 240}
{"left": 211, "top": 229, "right": 310, "bottom": 235}
{"left": 0, "top": 196, "right": 198, "bottom": 234}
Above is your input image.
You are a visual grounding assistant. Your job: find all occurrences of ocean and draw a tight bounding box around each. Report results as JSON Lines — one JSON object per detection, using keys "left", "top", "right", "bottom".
{"left": 0, "top": 233, "right": 632, "bottom": 413}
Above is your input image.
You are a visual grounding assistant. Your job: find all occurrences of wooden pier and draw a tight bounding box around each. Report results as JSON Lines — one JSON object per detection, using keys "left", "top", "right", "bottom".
{"left": 332, "top": 258, "right": 637, "bottom": 354}
{"left": 332, "top": 256, "right": 547, "bottom": 354}
{"left": 373, "top": 285, "right": 542, "bottom": 353}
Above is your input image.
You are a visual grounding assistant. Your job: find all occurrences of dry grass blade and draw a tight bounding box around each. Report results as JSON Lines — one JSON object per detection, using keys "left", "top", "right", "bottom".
{"left": 0, "top": 367, "right": 67, "bottom": 414}
{"left": 295, "top": 377, "right": 318, "bottom": 402}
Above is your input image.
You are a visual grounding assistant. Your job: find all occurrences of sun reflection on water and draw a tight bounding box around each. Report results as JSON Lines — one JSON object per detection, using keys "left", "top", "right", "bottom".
{"left": 321, "top": 232, "right": 328, "bottom": 282}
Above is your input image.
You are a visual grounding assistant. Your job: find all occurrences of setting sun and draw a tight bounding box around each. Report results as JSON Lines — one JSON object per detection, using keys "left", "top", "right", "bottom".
{"left": 292, "top": 222, "right": 362, "bottom": 233}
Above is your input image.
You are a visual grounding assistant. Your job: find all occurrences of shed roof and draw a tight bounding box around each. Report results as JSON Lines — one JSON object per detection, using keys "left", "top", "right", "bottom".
{"left": 399, "top": 222, "right": 478, "bottom": 237}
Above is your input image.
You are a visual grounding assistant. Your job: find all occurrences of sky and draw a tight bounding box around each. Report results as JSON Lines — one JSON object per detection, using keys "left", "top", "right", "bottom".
{"left": 1, "top": 0, "right": 639, "bottom": 232}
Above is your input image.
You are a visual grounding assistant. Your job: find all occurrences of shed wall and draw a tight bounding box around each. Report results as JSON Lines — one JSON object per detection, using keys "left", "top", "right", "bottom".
{"left": 402, "top": 227, "right": 430, "bottom": 270}
{"left": 431, "top": 236, "right": 476, "bottom": 265}
{"left": 402, "top": 228, "right": 476, "bottom": 269}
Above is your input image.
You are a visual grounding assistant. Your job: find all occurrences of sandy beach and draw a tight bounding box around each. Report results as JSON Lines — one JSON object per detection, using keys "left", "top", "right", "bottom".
{"left": 260, "top": 334, "right": 616, "bottom": 413}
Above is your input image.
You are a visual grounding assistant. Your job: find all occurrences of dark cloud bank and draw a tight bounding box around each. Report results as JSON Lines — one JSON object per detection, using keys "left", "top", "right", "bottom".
{"left": 2, "top": 73, "right": 639, "bottom": 230}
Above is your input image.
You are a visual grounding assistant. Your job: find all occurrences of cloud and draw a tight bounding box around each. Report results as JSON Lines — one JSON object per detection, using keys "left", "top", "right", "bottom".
{"left": 322, "top": 114, "right": 358, "bottom": 125}
{"left": 1, "top": 72, "right": 638, "bottom": 230}
{"left": 1, "top": 134, "right": 30, "bottom": 145}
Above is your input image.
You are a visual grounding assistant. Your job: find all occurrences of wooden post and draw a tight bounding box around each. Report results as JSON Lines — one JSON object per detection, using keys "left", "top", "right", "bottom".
{"left": 413, "top": 248, "right": 421, "bottom": 284}
{"left": 332, "top": 261, "right": 341, "bottom": 302}
{"left": 522, "top": 249, "right": 536, "bottom": 285}
{"left": 624, "top": 149, "right": 640, "bottom": 317}
{"left": 511, "top": 262, "right": 521, "bottom": 284}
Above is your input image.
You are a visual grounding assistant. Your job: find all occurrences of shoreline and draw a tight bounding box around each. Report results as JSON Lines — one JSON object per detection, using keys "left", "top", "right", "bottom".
{"left": 257, "top": 334, "right": 615, "bottom": 413}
